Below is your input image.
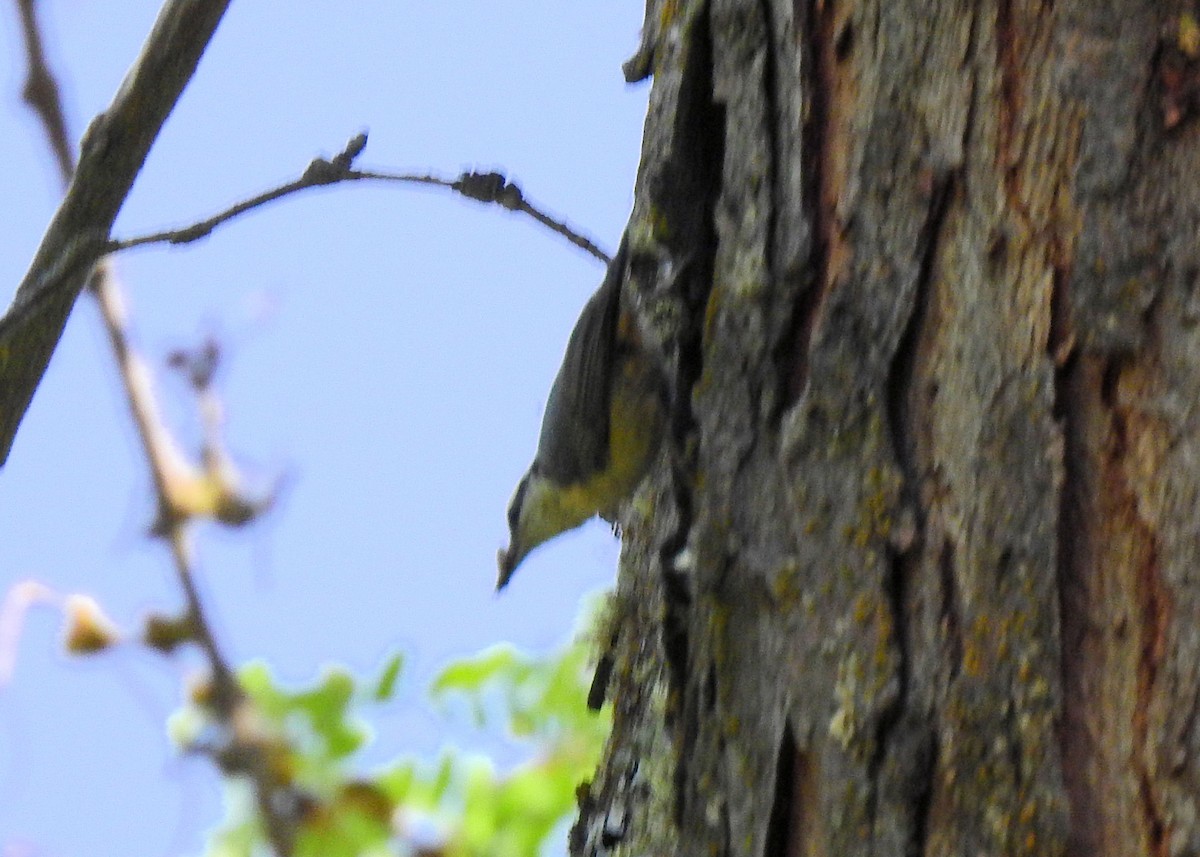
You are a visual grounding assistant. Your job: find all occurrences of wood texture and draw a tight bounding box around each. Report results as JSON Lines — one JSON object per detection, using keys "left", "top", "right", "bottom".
{"left": 576, "top": 1, "right": 1200, "bottom": 855}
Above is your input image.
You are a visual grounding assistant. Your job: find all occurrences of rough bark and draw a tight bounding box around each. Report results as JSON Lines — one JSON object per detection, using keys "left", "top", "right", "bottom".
{"left": 575, "top": 1, "right": 1200, "bottom": 856}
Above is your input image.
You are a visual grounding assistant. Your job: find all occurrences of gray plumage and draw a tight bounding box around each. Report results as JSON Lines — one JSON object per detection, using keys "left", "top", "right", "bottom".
{"left": 532, "top": 238, "right": 628, "bottom": 486}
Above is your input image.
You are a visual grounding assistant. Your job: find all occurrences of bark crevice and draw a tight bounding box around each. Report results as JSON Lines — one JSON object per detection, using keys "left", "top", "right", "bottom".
{"left": 763, "top": 727, "right": 797, "bottom": 857}
{"left": 783, "top": 0, "right": 839, "bottom": 405}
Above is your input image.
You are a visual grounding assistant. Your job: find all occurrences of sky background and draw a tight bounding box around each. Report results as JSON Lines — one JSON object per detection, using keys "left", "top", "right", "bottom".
{"left": 0, "top": 2, "right": 648, "bottom": 854}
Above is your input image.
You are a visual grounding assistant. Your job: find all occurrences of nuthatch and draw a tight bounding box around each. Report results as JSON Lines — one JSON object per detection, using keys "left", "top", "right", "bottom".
{"left": 497, "top": 238, "right": 666, "bottom": 589}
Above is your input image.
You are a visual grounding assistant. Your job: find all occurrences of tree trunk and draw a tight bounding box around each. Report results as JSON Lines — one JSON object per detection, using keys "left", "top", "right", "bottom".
{"left": 573, "top": 1, "right": 1200, "bottom": 855}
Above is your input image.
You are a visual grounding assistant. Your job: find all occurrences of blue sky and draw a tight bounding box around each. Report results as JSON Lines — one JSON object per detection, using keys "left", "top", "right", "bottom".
{"left": 0, "top": 2, "right": 648, "bottom": 854}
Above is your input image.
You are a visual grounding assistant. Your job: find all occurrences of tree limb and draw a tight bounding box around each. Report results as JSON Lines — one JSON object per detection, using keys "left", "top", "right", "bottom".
{"left": 11, "top": 3, "right": 298, "bottom": 852}
{"left": 0, "top": 0, "right": 233, "bottom": 465}
{"left": 107, "top": 147, "right": 612, "bottom": 265}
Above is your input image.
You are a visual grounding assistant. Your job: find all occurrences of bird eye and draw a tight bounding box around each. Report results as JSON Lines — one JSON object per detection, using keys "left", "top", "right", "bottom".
{"left": 507, "top": 477, "right": 528, "bottom": 531}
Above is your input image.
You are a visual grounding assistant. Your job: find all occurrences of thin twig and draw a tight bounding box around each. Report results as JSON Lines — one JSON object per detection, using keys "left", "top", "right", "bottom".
{"left": 166, "top": 526, "right": 294, "bottom": 856}
{"left": 107, "top": 133, "right": 371, "bottom": 252}
{"left": 15, "top": 0, "right": 71, "bottom": 178}
{"left": 371, "top": 167, "right": 613, "bottom": 264}
{"left": 166, "top": 529, "right": 237, "bottom": 712}
{"left": 107, "top": 144, "right": 612, "bottom": 264}
{"left": 88, "top": 263, "right": 208, "bottom": 521}
{"left": 12, "top": 4, "right": 296, "bottom": 854}
{"left": 3, "top": 0, "right": 608, "bottom": 465}
{"left": 0, "top": 0, "right": 234, "bottom": 466}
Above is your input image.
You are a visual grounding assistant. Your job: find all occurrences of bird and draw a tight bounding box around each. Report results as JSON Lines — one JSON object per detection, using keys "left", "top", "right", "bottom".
{"left": 497, "top": 237, "right": 666, "bottom": 590}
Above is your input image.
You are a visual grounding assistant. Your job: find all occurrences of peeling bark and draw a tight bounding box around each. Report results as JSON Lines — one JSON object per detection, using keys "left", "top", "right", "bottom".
{"left": 574, "top": 1, "right": 1200, "bottom": 856}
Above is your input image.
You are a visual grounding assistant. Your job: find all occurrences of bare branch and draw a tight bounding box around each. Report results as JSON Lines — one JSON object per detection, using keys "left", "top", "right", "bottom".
{"left": 0, "top": 0, "right": 234, "bottom": 465}
{"left": 362, "top": 168, "right": 613, "bottom": 264}
{"left": 2, "top": 0, "right": 612, "bottom": 466}
{"left": 108, "top": 143, "right": 612, "bottom": 265}
{"left": 15, "top": 0, "right": 72, "bottom": 179}
{"left": 166, "top": 526, "right": 298, "bottom": 856}
{"left": 108, "top": 133, "right": 373, "bottom": 252}
{"left": 12, "top": 5, "right": 297, "bottom": 853}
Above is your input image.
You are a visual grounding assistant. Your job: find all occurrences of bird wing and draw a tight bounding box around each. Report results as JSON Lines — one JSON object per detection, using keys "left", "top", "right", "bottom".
{"left": 534, "top": 237, "right": 629, "bottom": 485}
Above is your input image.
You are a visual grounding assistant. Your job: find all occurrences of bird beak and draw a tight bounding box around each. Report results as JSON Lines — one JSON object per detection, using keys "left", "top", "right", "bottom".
{"left": 495, "top": 544, "right": 520, "bottom": 591}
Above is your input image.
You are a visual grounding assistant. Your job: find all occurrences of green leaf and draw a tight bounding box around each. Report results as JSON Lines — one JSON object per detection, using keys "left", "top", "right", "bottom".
{"left": 374, "top": 760, "right": 417, "bottom": 806}
{"left": 372, "top": 653, "right": 405, "bottom": 702}
{"left": 294, "top": 780, "right": 395, "bottom": 857}
{"left": 432, "top": 644, "right": 520, "bottom": 696}
{"left": 294, "top": 669, "right": 364, "bottom": 759}
{"left": 206, "top": 629, "right": 610, "bottom": 857}
{"left": 430, "top": 753, "right": 455, "bottom": 804}
{"left": 237, "top": 660, "right": 288, "bottom": 719}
